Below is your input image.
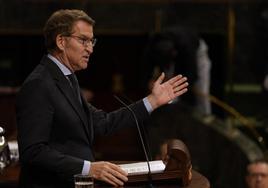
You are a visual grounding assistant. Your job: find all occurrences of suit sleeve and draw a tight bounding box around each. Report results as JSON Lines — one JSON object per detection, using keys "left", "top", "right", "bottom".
{"left": 16, "top": 79, "right": 84, "bottom": 181}
{"left": 87, "top": 100, "right": 150, "bottom": 137}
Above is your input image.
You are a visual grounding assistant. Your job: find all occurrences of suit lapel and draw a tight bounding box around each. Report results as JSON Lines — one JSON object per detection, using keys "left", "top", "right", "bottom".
{"left": 42, "top": 56, "right": 91, "bottom": 141}
{"left": 81, "top": 96, "right": 94, "bottom": 144}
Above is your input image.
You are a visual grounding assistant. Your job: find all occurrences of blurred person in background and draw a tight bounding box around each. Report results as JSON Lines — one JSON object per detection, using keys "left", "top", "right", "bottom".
{"left": 142, "top": 26, "right": 212, "bottom": 116}
{"left": 246, "top": 158, "right": 268, "bottom": 188}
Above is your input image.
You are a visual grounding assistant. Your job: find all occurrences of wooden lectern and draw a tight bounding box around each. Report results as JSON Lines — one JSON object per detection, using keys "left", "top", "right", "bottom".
{"left": 126, "top": 139, "right": 192, "bottom": 185}
{"left": 0, "top": 139, "right": 210, "bottom": 188}
{"left": 96, "top": 139, "right": 210, "bottom": 188}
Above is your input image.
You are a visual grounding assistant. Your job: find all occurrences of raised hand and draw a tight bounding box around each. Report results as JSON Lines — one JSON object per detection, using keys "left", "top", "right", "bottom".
{"left": 147, "top": 73, "right": 188, "bottom": 110}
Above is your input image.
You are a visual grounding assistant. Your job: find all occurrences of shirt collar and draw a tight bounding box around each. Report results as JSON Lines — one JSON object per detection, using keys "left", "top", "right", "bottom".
{"left": 47, "top": 54, "right": 72, "bottom": 76}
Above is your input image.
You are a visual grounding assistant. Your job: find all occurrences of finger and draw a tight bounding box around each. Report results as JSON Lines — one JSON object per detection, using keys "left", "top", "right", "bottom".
{"left": 167, "top": 74, "right": 183, "bottom": 85}
{"left": 172, "top": 77, "right": 188, "bottom": 88}
{"left": 112, "top": 170, "right": 128, "bottom": 183}
{"left": 174, "top": 88, "right": 188, "bottom": 97}
{"left": 173, "top": 82, "right": 189, "bottom": 92}
{"left": 108, "top": 162, "right": 128, "bottom": 175}
{"left": 103, "top": 170, "right": 125, "bottom": 187}
{"left": 155, "top": 72, "right": 165, "bottom": 85}
{"left": 97, "top": 168, "right": 123, "bottom": 187}
{"left": 109, "top": 164, "right": 128, "bottom": 181}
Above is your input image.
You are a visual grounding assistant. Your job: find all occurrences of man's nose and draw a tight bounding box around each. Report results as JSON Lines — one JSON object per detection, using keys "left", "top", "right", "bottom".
{"left": 255, "top": 175, "right": 264, "bottom": 182}
{"left": 86, "top": 45, "right": 93, "bottom": 53}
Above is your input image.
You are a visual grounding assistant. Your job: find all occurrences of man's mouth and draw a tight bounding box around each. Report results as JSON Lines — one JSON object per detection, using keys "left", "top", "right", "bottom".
{"left": 83, "top": 55, "right": 89, "bottom": 61}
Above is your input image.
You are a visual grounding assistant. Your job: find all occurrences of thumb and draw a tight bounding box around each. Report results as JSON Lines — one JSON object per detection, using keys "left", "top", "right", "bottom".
{"left": 155, "top": 72, "right": 165, "bottom": 85}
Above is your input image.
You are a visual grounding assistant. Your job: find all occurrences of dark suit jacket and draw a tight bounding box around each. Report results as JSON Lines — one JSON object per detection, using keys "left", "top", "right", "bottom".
{"left": 16, "top": 56, "right": 150, "bottom": 188}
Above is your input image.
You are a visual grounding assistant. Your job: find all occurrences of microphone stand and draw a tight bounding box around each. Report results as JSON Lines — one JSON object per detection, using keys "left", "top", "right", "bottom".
{"left": 118, "top": 94, "right": 153, "bottom": 161}
{"left": 114, "top": 95, "right": 154, "bottom": 188}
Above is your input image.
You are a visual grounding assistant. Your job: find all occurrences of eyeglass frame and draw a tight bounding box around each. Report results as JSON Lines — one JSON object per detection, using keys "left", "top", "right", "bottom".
{"left": 248, "top": 172, "right": 268, "bottom": 179}
{"left": 65, "top": 34, "right": 97, "bottom": 47}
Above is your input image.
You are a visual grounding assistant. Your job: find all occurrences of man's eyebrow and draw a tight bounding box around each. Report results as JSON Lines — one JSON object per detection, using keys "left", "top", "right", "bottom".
{"left": 78, "top": 34, "right": 93, "bottom": 39}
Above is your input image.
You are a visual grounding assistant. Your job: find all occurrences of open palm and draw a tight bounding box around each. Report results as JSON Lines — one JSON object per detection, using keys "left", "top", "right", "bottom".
{"left": 148, "top": 73, "right": 188, "bottom": 110}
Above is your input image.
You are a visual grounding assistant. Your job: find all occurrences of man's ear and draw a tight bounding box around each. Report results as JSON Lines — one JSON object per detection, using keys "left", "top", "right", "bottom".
{"left": 56, "top": 34, "right": 65, "bottom": 51}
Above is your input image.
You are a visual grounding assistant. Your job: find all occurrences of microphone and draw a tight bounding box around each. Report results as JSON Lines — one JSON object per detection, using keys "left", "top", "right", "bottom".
{"left": 114, "top": 95, "right": 154, "bottom": 188}
{"left": 116, "top": 94, "right": 153, "bottom": 161}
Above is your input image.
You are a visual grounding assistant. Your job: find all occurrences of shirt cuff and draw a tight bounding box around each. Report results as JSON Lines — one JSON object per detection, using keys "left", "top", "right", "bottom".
{"left": 82, "top": 160, "right": 91, "bottom": 175}
{"left": 143, "top": 97, "right": 153, "bottom": 114}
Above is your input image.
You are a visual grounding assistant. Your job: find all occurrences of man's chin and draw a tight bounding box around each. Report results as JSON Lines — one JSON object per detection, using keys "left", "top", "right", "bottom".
{"left": 81, "top": 62, "right": 88, "bottom": 69}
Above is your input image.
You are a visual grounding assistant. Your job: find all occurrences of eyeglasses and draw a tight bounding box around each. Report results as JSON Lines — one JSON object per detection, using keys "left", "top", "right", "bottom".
{"left": 248, "top": 173, "right": 268, "bottom": 179}
{"left": 68, "top": 35, "right": 97, "bottom": 47}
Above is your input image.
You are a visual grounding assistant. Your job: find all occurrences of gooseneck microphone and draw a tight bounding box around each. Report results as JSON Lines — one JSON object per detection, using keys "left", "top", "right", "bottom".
{"left": 116, "top": 94, "right": 153, "bottom": 161}
{"left": 114, "top": 95, "right": 154, "bottom": 188}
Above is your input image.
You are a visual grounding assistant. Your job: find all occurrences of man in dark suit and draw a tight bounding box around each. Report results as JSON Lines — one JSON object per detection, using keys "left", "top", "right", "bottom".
{"left": 16, "top": 9, "right": 188, "bottom": 188}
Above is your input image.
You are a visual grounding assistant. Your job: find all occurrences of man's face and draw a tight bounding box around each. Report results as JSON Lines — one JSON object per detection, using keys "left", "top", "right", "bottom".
{"left": 246, "top": 163, "right": 268, "bottom": 188}
{"left": 62, "top": 20, "right": 94, "bottom": 72}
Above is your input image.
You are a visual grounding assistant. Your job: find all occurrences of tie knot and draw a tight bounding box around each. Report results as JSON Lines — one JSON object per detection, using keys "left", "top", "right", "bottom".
{"left": 67, "top": 74, "right": 82, "bottom": 104}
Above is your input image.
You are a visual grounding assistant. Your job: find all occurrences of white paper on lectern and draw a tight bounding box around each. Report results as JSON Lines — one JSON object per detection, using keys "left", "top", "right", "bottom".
{"left": 119, "top": 160, "right": 166, "bottom": 175}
